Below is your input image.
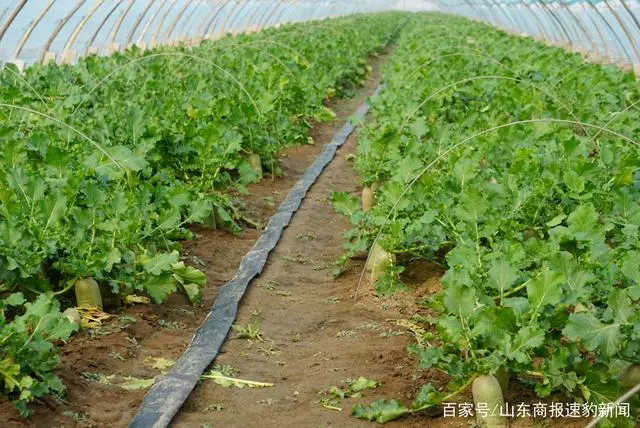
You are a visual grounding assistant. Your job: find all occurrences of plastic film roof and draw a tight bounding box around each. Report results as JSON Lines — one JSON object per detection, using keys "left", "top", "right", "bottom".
{"left": 0, "top": 0, "right": 393, "bottom": 65}
{"left": 428, "top": 0, "right": 640, "bottom": 65}
{"left": 0, "top": 0, "right": 639, "bottom": 67}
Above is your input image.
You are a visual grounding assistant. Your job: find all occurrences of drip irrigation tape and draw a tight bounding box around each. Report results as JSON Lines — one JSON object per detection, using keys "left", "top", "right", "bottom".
{"left": 130, "top": 85, "right": 383, "bottom": 428}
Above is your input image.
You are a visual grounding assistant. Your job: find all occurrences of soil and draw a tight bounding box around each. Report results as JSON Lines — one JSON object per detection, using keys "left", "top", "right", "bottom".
{"left": 1, "top": 50, "right": 592, "bottom": 428}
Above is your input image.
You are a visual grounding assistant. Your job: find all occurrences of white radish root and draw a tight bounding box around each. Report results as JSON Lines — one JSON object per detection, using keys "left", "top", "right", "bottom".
{"left": 75, "top": 277, "right": 103, "bottom": 310}
{"left": 365, "top": 242, "right": 395, "bottom": 283}
{"left": 472, "top": 375, "right": 507, "bottom": 428}
{"left": 248, "top": 153, "right": 263, "bottom": 177}
{"left": 362, "top": 186, "right": 375, "bottom": 212}
{"left": 619, "top": 364, "right": 640, "bottom": 389}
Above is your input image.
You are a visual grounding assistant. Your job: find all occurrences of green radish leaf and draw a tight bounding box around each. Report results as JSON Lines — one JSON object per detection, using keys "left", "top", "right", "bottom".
{"left": 621, "top": 251, "right": 640, "bottom": 284}
{"left": 155, "top": 210, "right": 182, "bottom": 232}
{"left": 563, "top": 313, "right": 624, "bottom": 357}
{"left": 410, "top": 118, "right": 428, "bottom": 138}
{"left": 472, "top": 307, "right": 517, "bottom": 348}
{"left": 144, "top": 251, "right": 180, "bottom": 276}
{"left": 109, "top": 146, "right": 147, "bottom": 172}
{"left": 43, "top": 196, "right": 67, "bottom": 231}
{"left": 487, "top": 259, "right": 519, "bottom": 296}
{"left": 527, "top": 270, "right": 565, "bottom": 313}
{"left": 411, "top": 383, "right": 443, "bottom": 409}
{"left": 238, "top": 163, "right": 261, "bottom": 185}
{"left": 331, "top": 191, "right": 360, "bottom": 217}
{"left": 1, "top": 294, "right": 77, "bottom": 415}
{"left": 349, "top": 377, "right": 379, "bottom": 392}
{"left": 442, "top": 269, "right": 476, "bottom": 318}
{"left": 563, "top": 169, "right": 585, "bottom": 194}
{"left": 502, "top": 297, "right": 529, "bottom": 316}
{"left": 185, "top": 199, "right": 212, "bottom": 224}
{"left": 330, "top": 386, "right": 348, "bottom": 399}
{"left": 143, "top": 273, "right": 178, "bottom": 304}
{"left": 581, "top": 372, "right": 621, "bottom": 404}
{"left": 566, "top": 204, "right": 599, "bottom": 242}
{"left": 352, "top": 399, "right": 409, "bottom": 423}
{"left": 513, "top": 325, "right": 545, "bottom": 351}
{"left": 117, "top": 377, "right": 155, "bottom": 390}
{"left": 216, "top": 205, "right": 234, "bottom": 225}
{"left": 604, "top": 289, "right": 634, "bottom": 324}
{"left": 546, "top": 214, "right": 566, "bottom": 227}
{"left": 6, "top": 293, "right": 25, "bottom": 306}
{"left": 0, "top": 359, "right": 22, "bottom": 392}
{"left": 383, "top": 182, "right": 411, "bottom": 211}
{"left": 172, "top": 262, "right": 206, "bottom": 286}
{"left": 105, "top": 248, "right": 121, "bottom": 272}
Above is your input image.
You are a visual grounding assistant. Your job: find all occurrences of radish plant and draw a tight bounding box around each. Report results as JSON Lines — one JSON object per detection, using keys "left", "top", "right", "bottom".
{"left": 343, "top": 13, "right": 640, "bottom": 426}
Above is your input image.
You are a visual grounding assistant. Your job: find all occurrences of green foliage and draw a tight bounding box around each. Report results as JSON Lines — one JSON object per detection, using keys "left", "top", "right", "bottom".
{"left": 345, "top": 12, "right": 640, "bottom": 425}
{"left": 331, "top": 376, "right": 379, "bottom": 399}
{"left": 0, "top": 14, "right": 404, "bottom": 302}
{"left": 331, "top": 191, "right": 361, "bottom": 219}
{"left": 353, "top": 399, "right": 409, "bottom": 423}
{"left": 321, "top": 377, "right": 380, "bottom": 411}
{"left": 0, "top": 293, "right": 77, "bottom": 416}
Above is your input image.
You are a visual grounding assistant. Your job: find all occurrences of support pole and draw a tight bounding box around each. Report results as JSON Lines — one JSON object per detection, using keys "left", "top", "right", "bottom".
{"left": 165, "top": 0, "right": 194, "bottom": 41}
{"left": 151, "top": 0, "right": 179, "bottom": 46}
{"left": 602, "top": 0, "right": 640, "bottom": 63}
{"left": 108, "top": 0, "right": 136, "bottom": 45}
{"left": 86, "top": 0, "right": 125, "bottom": 53}
{"left": 126, "top": 0, "right": 156, "bottom": 47}
{"left": 62, "top": 0, "right": 108, "bottom": 60}
{"left": 39, "top": 0, "right": 87, "bottom": 63}
{"left": 0, "top": 0, "right": 28, "bottom": 46}
{"left": 12, "top": 0, "right": 56, "bottom": 60}
{"left": 138, "top": 0, "right": 171, "bottom": 46}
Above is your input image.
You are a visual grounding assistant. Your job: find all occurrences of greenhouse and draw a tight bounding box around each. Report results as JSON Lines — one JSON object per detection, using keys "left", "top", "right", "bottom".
{"left": 0, "top": 1, "right": 639, "bottom": 427}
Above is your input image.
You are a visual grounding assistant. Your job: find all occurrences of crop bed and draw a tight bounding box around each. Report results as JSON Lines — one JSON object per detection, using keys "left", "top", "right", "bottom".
{"left": 338, "top": 12, "right": 640, "bottom": 427}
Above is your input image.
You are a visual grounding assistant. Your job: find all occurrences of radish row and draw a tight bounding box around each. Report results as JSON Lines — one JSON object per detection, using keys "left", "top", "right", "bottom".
{"left": 345, "top": 13, "right": 640, "bottom": 426}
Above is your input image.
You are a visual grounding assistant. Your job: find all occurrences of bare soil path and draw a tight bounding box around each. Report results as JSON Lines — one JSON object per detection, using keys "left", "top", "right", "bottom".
{"left": 172, "top": 59, "right": 434, "bottom": 427}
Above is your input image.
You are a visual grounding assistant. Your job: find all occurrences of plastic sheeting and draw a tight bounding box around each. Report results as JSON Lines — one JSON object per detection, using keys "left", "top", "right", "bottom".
{"left": 0, "top": 0, "right": 393, "bottom": 66}
{"left": 433, "top": 0, "right": 640, "bottom": 65}
{"left": 1, "top": 1, "right": 638, "bottom": 68}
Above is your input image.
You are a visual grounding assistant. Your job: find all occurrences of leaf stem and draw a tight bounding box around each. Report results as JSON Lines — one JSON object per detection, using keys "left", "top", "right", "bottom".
{"left": 53, "top": 281, "right": 76, "bottom": 296}
{"left": 410, "top": 376, "right": 476, "bottom": 413}
{"left": 494, "top": 276, "right": 535, "bottom": 301}
{"left": 18, "top": 316, "right": 45, "bottom": 352}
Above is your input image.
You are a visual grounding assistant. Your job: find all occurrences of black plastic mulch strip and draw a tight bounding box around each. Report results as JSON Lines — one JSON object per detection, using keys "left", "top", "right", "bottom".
{"left": 129, "top": 85, "right": 382, "bottom": 428}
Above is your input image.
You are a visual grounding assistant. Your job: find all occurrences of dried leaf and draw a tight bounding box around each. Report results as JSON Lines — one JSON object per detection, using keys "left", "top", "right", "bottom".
{"left": 201, "top": 371, "right": 273, "bottom": 388}
{"left": 116, "top": 376, "right": 155, "bottom": 390}
{"left": 124, "top": 295, "right": 151, "bottom": 305}
{"left": 76, "top": 306, "right": 112, "bottom": 329}
{"left": 144, "top": 357, "right": 175, "bottom": 371}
